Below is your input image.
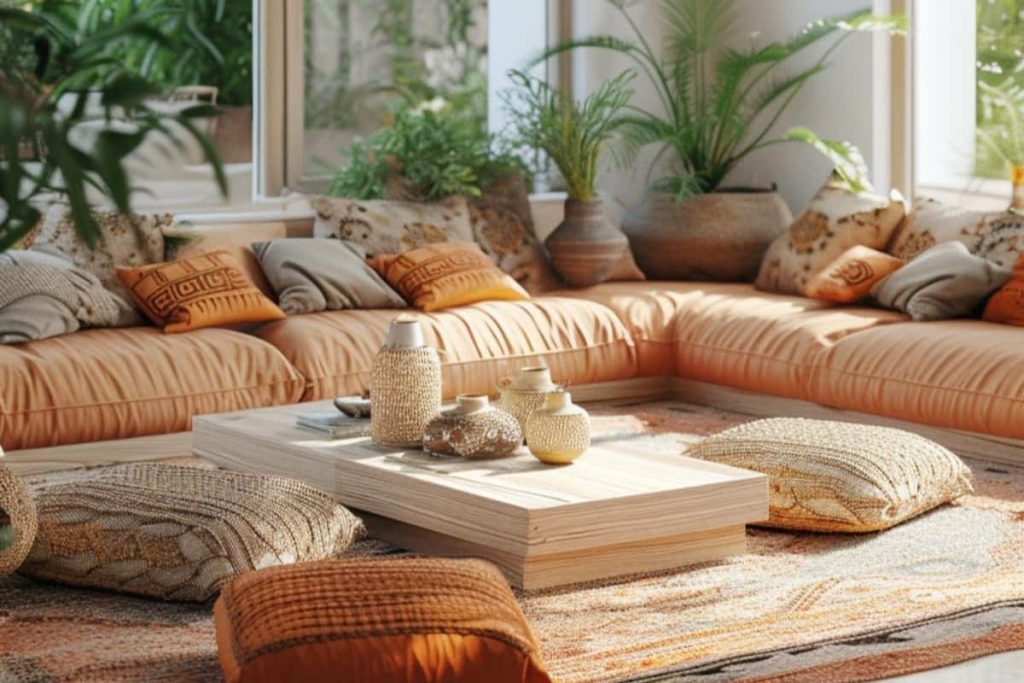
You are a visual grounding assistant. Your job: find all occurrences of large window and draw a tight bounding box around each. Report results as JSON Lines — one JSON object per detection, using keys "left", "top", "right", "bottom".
{"left": 15, "top": 0, "right": 255, "bottom": 210}
{"left": 270, "top": 0, "right": 552, "bottom": 193}
{"left": 298, "top": 0, "right": 489, "bottom": 189}
{"left": 913, "top": 0, "right": 1023, "bottom": 207}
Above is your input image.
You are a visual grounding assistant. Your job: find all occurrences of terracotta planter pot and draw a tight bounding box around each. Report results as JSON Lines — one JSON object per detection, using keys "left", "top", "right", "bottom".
{"left": 212, "top": 105, "right": 253, "bottom": 164}
{"left": 622, "top": 189, "right": 793, "bottom": 281}
{"left": 545, "top": 198, "right": 629, "bottom": 287}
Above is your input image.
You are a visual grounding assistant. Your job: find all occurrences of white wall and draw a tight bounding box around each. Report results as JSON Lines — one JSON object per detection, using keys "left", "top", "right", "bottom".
{"left": 570, "top": 0, "right": 892, "bottom": 213}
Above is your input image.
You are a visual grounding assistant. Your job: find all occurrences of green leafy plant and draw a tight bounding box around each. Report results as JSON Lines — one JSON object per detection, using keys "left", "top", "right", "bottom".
{"left": 328, "top": 104, "right": 527, "bottom": 200}
{"left": 30, "top": 0, "right": 254, "bottom": 107}
{"left": 0, "top": 6, "right": 226, "bottom": 252}
{"left": 533, "top": 0, "right": 906, "bottom": 199}
{"left": 503, "top": 69, "right": 634, "bottom": 201}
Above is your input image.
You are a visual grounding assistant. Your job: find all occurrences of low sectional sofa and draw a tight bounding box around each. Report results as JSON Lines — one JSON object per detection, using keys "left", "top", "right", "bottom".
{"left": 3, "top": 214, "right": 1023, "bottom": 470}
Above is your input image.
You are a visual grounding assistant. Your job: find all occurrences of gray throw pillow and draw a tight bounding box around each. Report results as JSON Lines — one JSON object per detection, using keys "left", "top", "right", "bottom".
{"left": 872, "top": 241, "right": 1012, "bottom": 321}
{"left": 252, "top": 238, "right": 407, "bottom": 315}
{"left": 0, "top": 250, "right": 138, "bottom": 344}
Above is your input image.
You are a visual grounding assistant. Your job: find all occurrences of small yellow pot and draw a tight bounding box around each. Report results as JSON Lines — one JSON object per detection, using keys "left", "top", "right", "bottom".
{"left": 525, "top": 390, "right": 591, "bottom": 465}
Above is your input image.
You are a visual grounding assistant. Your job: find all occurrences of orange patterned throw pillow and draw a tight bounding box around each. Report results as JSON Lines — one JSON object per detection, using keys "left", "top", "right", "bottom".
{"left": 983, "top": 252, "right": 1024, "bottom": 325}
{"left": 117, "top": 249, "right": 285, "bottom": 333}
{"left": 214, "top": 557, "right": 553, "bottom": 683}
{"left": 805, "top": 245, "right": 904, "bottom": 303}
{"left": 369, "top": 241, "right": 529, "bottom": 311}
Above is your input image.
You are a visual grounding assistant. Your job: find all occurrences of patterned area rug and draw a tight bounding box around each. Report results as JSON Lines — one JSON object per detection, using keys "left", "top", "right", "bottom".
{"left": 2, "top": 402, "right": 1023, "bottom": 682}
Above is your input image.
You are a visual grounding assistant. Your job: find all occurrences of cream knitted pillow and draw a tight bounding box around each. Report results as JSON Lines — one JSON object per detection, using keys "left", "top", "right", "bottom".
{"left": 688, "top": 418, "right": 973, "bottom": 533}
{"left": 20, "top": 464, "right": 365, "bottom": 601}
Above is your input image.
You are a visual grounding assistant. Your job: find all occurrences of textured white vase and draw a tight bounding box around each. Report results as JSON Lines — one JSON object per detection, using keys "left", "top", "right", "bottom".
{"left": 371, "top": 318, "right": 441, "bottom": 447}
{"left": 525, "top": 391, "right": 591, "bottom": 465}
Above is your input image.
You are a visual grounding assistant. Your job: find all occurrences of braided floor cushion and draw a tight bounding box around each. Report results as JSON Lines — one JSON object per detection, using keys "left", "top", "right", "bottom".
{"left": 19, "top": 464, "right": 364, "bottom": 601}
{"left": 688, "top": 418, "right": 974, "bottom": 532}
{"left": 214, "top": 557, "right": 553, "bottom": 683}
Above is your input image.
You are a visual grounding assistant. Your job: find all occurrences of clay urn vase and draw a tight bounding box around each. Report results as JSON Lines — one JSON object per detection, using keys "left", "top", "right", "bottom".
{"left": 545, "top": 197, "right": 629, "bottom": 287}
{"left": 622, "top": 188, "right": 793, "bottom": 281}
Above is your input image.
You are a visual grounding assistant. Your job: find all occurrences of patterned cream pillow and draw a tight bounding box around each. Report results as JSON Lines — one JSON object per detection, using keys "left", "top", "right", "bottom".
{"left": 469, "top": 174, "right": 561, "bottom": 294}
{"left": 755, "top": 175, "right": 905, "bottom": 295}
{"left": 312, "top": 196, "right": 473, "bottom": 256}
{"left": 688, "top": 418, "right": 973, "bottom": 533}
{"left": 23, "top": 205, "right": 171, "bottom": 310}
{"left": 20, "top": 464, "right": 365, "bottom": 602}
{"left": 886, "top": 197, "right": 992, "bottom": 262}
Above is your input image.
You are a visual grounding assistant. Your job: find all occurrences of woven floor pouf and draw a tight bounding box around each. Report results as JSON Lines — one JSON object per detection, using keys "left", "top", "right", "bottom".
{"left": 0, "top": 460, "right": 37, "bottom": 578}
{"left": 214, "top": 557, "right": 553, "bottom": 683}
{"left": 19, "top": 464, "right": 365, "bottom": 601}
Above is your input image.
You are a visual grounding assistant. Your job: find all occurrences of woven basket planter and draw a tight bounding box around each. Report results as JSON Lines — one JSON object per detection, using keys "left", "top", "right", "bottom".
{"left": 0, "top": 461, "right": 37, "bottom": 577}
{"left": 371, "top": 345, "right": 442, "bottom": 447}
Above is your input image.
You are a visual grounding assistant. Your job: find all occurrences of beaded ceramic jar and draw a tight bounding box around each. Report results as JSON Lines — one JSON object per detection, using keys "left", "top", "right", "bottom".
{"left": 0, "top": 458, "right": 37, "bottom": 577}
{"left": 423, "top": 395, "right": 523, "bottom": 459}
{"left": 525, "top": 391, "right": 591, "bottom": 465}
{"left": 496, "top": 366, "right": 560, "bottom": 438}
{"left": 371, "top": 318, "right": 442, "bottom": 447}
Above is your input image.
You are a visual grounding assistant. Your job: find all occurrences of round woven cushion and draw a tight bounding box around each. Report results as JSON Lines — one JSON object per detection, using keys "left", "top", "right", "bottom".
{"left": 688, "top": 418, "right": 974, "bottom": 532}
{"left": 0, "top": 461, "right": 37, "bottom": 577}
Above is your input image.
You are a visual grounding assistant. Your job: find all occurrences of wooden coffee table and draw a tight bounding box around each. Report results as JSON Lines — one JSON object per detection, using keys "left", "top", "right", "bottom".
{"left": 193, "top": 401, "right": 768, "bottom": 589}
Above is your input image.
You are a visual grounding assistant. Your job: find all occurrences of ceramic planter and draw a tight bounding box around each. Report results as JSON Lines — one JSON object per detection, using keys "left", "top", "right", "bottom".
{"left": 545, "top": 197, "right": 630, "bottom": 287}
{"left": 622, "top": 189, "right": 793, "bottom": 281}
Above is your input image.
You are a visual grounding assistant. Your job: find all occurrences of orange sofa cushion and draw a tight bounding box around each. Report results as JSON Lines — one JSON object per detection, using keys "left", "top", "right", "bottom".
{"left": 671, "top": 285, "right": 904, "bottom": 400}
{"left": 0, "top": 327, "right": 304, "bottom": 451}
{"left": 551, "top": 281, "right": 743, "bottom": 376}
{"left": 255, "top": 298, "right": 637, "bottom": 401}
{"left": 214, "top": 558, "right": 552, "bottom": 683}
{"left": 117, "top": 249, "right": 285, "bottom": 333}
{"left": 983, "top": 252, "right": 1024, "bottom": 325}
{"left": 369, "top": 242, "right": 529, "bottom": 311}
{"left": 814, "top": 319, "right": 1024, "bottom": 439}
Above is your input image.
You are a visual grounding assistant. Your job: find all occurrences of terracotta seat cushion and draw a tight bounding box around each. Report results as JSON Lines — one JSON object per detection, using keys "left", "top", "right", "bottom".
{"left": 670, "top": 285, "right": 904, "bottom": 400}
{"left": 551, "top": 281, "right": 718, "bottom": 375}
{"left": 814, "top": 320, "right": 1024, "bottom": 439}
{"left": 255, "top": 298, "right": 638, "bottom": 400}
{"left": 0, "top": 327, "right": 305, "bottom": 450}
{"left": 214, "top": 558, "right": 552, "bottom": 683}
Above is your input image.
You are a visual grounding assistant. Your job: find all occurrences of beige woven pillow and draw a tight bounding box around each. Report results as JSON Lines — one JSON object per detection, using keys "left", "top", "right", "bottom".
{"left": 20, "top": 464, "right": 365, "bottom": 601}
{"left": 688, "top": 418, "right": 973, "bottom": 533}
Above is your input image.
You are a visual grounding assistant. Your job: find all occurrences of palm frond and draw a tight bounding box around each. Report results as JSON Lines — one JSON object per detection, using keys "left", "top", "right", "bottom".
{"left": 783, "top": 127, "right": 872, "bottom": 193}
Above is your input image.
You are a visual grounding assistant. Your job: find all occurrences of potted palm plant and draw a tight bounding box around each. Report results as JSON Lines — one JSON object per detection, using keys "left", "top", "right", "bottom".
{"left": 0, "top": 7, "right": 226, "bottom": 252}
{"left": 503, "top": 69, "right": 634, "bottom": 287}
{"left": 534, "top": 0, "right": 906, "bottom": 281}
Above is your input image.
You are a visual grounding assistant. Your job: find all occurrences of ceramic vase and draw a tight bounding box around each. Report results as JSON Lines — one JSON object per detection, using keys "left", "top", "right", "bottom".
{"left": 622, "top": 189, "right": 792, "bottom": 281}
{"left": 496, "top": 366, "right": 560, "bottom": 438}
{"left": 525, "top": 390, "right": 591, "bottom": 465}
{"left": 370, "top": 318, "right": 442, "bottom": 447}
{"left": 545, "top": 197, "right": 630, "bottom": 287}
{"left": 0, "top": 458, "right": 36, "bottom": 577}
{"left": 422, "top": 395, "right": 523, "bottom": 459}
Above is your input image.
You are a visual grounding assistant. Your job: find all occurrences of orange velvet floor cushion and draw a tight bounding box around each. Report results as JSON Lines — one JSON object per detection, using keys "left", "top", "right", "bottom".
{"left": 214, "top": 557, "right": 552, "bottom": 683}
